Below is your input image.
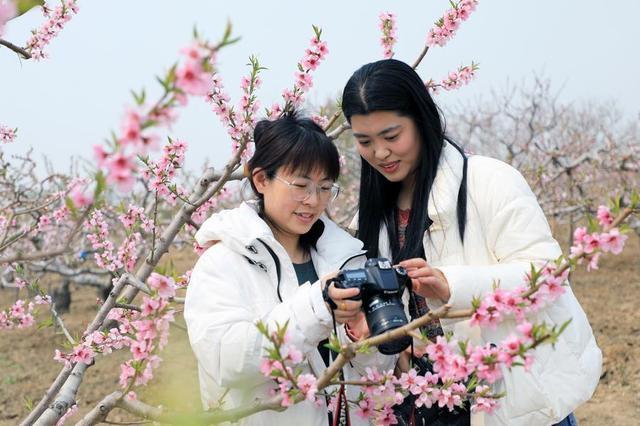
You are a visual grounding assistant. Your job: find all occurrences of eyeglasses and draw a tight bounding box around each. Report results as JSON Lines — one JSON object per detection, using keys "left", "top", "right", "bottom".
{"left": 274, "top": 176, "right": 340, "bottom": 203}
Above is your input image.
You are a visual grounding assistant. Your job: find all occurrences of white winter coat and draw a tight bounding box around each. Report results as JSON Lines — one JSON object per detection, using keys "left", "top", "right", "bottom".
{"left": 353, "top": 141, "right": 602, "bottom": 426}
{"left": 185, "top": 202, "right": 395, "bottom": 426}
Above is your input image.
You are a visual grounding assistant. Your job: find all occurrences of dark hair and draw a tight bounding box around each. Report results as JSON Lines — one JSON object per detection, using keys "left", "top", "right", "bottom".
{"left": 247, "top": 110, "right": 340, "bottom": 252}
{"left": 341, "top": 59, "right": 467, "bottom": 263}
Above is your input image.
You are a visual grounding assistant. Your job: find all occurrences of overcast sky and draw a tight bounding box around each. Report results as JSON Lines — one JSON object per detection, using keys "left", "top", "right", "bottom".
{"left": 1, "top": 0, "right": 638, "bottom": 173}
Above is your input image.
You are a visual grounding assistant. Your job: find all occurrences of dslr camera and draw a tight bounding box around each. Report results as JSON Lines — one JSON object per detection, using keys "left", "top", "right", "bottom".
{"left": 331, "top": 257, "right": 411, "bottom": 355}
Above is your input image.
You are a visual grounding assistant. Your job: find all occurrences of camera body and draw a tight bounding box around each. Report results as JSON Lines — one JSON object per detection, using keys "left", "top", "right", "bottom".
{"left": 332, "top": 257, "right": 411, "bottom": 355}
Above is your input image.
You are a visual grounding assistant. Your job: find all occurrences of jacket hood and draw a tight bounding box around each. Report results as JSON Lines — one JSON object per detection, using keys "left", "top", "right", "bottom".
{"left": 195, "top": 201, "right": 364, "bottom": 265}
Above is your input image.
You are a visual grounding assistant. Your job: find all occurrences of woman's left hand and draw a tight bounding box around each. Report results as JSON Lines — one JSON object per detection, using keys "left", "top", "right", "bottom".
{"left": 398, "top": 258, "right": 451, "bottom": 302}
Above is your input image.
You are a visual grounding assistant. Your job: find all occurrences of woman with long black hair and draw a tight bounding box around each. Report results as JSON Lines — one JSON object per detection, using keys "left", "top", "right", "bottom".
{"left": 341, "top": 59, "right": 600, "bottom": 426}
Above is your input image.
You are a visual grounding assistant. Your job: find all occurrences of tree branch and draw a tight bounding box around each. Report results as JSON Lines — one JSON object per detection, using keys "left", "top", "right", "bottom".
{"left": 0, "top": 38, "right": 31, "bottom": 59}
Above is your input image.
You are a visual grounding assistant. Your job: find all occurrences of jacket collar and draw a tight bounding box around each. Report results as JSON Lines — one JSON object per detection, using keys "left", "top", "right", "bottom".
{"left": 195, "top": 201, "right": 364, "bottom": 266}
{"left": 427, "top": 140, "right": 465, "bottom": 229}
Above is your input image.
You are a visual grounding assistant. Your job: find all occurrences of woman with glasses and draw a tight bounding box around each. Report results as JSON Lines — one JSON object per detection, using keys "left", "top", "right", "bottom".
{"left": 184, "top": 110, "right": 394, "bottom": 425}
{"left": 340, "top": 59, "right": 600, "bottom": 426}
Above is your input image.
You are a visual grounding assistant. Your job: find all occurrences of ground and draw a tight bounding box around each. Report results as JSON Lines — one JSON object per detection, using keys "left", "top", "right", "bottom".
{"left": 0, "top": 235, "right": 638, "bottom": 425}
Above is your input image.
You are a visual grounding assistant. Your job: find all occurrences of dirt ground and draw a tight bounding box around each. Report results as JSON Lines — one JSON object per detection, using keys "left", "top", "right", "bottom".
{"left": 1, "top": 235, "right": 638, "bottom": 425}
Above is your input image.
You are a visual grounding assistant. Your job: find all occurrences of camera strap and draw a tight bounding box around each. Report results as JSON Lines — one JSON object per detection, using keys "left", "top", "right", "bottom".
{"left": 332, "top": 382, "right": 351, "bottom": 426}
{"left": 324, "top": 279, "right": 352, "bottom": 426}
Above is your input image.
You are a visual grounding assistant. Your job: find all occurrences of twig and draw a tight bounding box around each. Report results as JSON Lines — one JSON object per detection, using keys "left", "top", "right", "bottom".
{"left": 411, "top": 44, "right": 430, "bottom": 69}
{"left": 115, "top": 394, "right": 284, "bottom": 425}
{"left": 123, "top": 273, "right": 151, "bottom": 295}
{"left": 50, "top": 304, "right": 76, "bottom": 346}
{"left": 0, "top": 207, "right": 91, "bottom": 263}
{"left": 0, "top": 38, "right": 31, "bottom": 59}
{"left": 328, "top": 121, "right": 351, "bottom": 141}
{"left": 323, "top": 110, "right": 342, "bottom": 133}
{"left": 115, "top": 303, "right": 141, "bottom": 312}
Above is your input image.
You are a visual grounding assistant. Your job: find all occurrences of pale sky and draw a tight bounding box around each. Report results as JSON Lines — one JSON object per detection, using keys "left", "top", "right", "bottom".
{"left": 1, "top": 0, "right": 639, "bottom": 173}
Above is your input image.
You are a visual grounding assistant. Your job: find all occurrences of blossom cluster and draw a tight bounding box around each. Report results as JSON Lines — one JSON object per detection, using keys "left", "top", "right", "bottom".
{"left": 189, "top": 186, "right": 232, "bottom": 234}
{"left": 0, "top": 290, "right": 51, "bottom": 331}
{"left": 470, "top": 205, "right": 628, "bottom": 329}
{"left": 0, "top": 299, "right": 35, "bottom": 329}
{"left": 311, "top": 114, "right": 329, "bottom": 129}
{"left": 116, "top": 204, "right": 156, "bottom": 271}
{"left": 268, "top": 27, "right": 329, "bottom": 118}
{"left": 94, "top": 37, "right": 217, "bottom": 192}
{"left": 54, "top": 324, "right": 130, "bottom": 367}
{"left": 54, "top": 272, "right": 177, "bottom": 391}
{"left": 470, "top": 264, "right": 568, "bottom": 329}
{"left": 255, "top": 322, "right": 525, "bottom": 424}
{"left": 142, "top": 138, "right": 188, "bottom": 203}
{"left": 379, "top": 12, "right": 397, "bottom": 59}
{"left": 257, "top": 324, "right": 320, "bottom": 407}
{"left": 570, "top": 205, "right": 628, "bottom": 270}
{"left": 25, "top": 0, "right": 79, "bottom": 60}
{"left": 0, "top": 124, "right": 16, "bottom": 144}
{"left": 175, "top": 41, "right": 214, "bottom": 97}
{"left": 426, "top": 0, "right": 478, "bottom": 48}
{"left": 68, "top": 179, "right": 94, "bottom": 208}
{"left": 208, "top": 56, "right": 263, "bottom": 161}
{"left": 350, "top": 328, "right": 534, "bottom": 424}
{"left": 119, "top": 273, "right": 177, "bottom": 389}
{"left": 94, "top": 148, "right": 138, "bottom": 193}
{"left": 119, "top": 205, "right": 154, "bottom": 233}
{"left": 426, "top": 62, "right": 478, "bottom": 95}
{"left": 85, "top": 210, "right": 122, "bottom": 272}
{"left": 350, "top": 368, "right": 403, "bottom": 424}
{"left": 85, "top": 202, "right": 158, "bottom": 272}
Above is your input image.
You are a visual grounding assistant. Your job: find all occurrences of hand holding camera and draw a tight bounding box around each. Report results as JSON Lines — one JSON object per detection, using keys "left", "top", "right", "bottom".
{"left": 321, "top": 273, "right": 363, "bottom": 324}
{"left": 327, "top": 258, "right": 412, "bottom": 355}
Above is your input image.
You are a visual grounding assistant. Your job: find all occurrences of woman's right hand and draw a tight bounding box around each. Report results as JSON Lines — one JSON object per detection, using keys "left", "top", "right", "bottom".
{"left": 322, "top": 274, "right": 362, "bottom": 324}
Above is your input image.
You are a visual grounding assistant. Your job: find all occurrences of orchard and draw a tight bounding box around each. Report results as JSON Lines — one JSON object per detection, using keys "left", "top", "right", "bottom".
{"left": 1, "top": 1, "right": 638, "bottom": 425}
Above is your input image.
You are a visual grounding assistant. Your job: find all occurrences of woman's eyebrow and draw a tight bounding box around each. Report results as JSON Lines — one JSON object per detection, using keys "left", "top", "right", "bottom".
{"left": 353, "top": 124, "right": 401, "bottom": 138}
{"left": 298, "top": 173, "right": 332, "bottom": 181}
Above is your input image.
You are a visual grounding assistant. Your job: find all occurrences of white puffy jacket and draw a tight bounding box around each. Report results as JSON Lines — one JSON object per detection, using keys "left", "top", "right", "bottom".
{"left": 354, "top": 141, "right": 602, "bottom": 426}
{"left": 185, "top": 202, "right": 395, "bottom": 426}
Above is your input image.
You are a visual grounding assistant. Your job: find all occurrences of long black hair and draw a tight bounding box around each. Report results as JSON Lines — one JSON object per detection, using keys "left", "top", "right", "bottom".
{"left": 341, "top": 59, "right": 468, "bottom": 263}
{"left": 247, "top": 110, "right": 340, "bottom": 252}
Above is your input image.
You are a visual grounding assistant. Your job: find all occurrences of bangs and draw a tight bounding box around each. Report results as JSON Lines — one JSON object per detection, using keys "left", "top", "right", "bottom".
{"left": 279, "top": 131, "right": 340, "bottom": 181}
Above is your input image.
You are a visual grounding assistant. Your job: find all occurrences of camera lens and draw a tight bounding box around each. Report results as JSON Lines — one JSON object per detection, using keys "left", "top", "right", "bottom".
{"left": 364, "top": 295, "right": 411, "bottom": 355}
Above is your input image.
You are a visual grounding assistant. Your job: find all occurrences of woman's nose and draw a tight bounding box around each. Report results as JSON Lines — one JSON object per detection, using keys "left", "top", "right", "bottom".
{"left": 374, "top": 144, "right": 391, "bottom": 160}
{"left": 302, "top": 188, "right": 320, "bottom": 206}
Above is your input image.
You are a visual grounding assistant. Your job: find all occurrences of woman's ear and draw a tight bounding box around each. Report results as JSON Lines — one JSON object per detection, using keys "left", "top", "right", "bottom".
{"left": 251, "top": 168, "right": 268, "bottom": 195}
